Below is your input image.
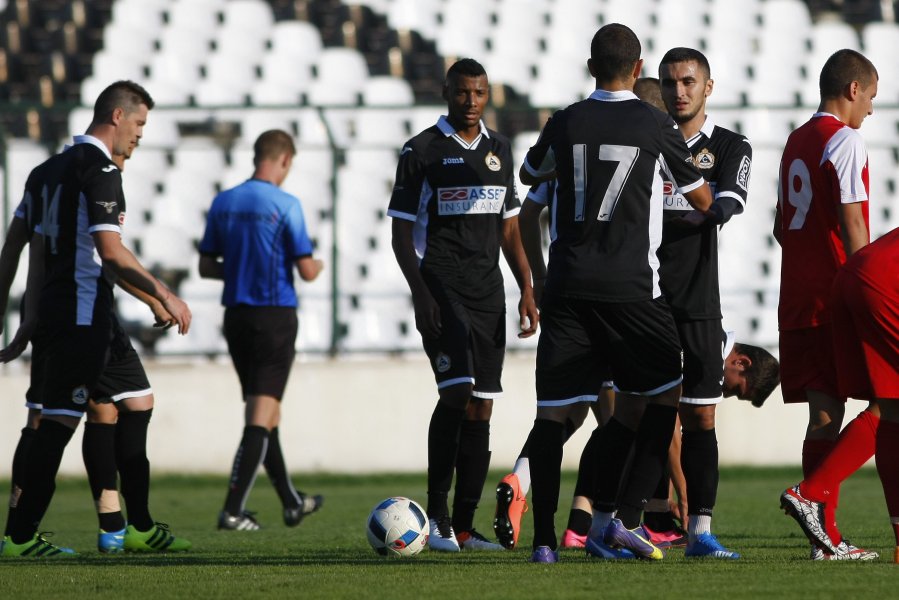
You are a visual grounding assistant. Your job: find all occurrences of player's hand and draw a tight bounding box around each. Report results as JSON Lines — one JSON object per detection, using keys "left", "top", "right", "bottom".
{"left": 150, "top": 300, "right": 176, "bottom": 330}
{"left": 0, "top": 321, "right": 35, "bottom": 363}
{"left": 161, "top": 293, "right": 192, "bottom": 335}
{"left": 517, "top": 286, "right": 539, "bottom": 338}
{"left": 412, "top": 290, "right": 441, "bottom": 339}
{"left": 671, "top": 210, "right": 708, "bottom": 228}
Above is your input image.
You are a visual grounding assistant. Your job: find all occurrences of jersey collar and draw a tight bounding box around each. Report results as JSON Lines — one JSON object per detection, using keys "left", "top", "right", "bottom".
{"left": 586, "top": 89, "right": 639, "bottom": 102}
{"left": 685, "top": 115, "right": 716, "bottom": 148}
{"left": 72, "top": 134, "right": 112, "bottom": 160}
{"left": 437, "top": 115, "right": 490, "bottom": 149}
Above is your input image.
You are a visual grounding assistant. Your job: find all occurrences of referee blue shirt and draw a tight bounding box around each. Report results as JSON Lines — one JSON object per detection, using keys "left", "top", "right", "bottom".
{"left": 199, "top": 179, "right": 314, "bottom": 307}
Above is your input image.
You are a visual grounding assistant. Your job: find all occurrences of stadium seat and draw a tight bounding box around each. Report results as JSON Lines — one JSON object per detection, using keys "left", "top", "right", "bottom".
{"left": 167, "top": 0, "right": 224, "bottom": 35}
{"left": 800, "top": 20, "right": 862, "bottom": 106}
{"left": 353, "top": 107, "right": 411, "bottom": 144}
{"left": 386, "top": 0, "right": 442, "bottom": 40}
{"left": 297, "top": 294, "right": 334, "bottom": 353}
{"left": 861, "top": 22, "right": 899, "bottom": 105}
{"left": 531, "top": 57, "right": 590, "bottom": 108}
{"left": 307, "top": 48, "right": 369, "bottom": 106}
{"left": 268, "top": 20, "right": 324, "bottom": 62}
{"left": 361, "top": 76, "right": 415, "bottom": 107}
{"left": 435, "top": 0, "right": 495, "bottom": 58}
{"left": 109, "top": 0, "right": 169, "bottom": 32}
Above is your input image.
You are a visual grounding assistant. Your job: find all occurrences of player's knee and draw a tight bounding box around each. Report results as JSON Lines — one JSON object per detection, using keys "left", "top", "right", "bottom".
{"left": 679, "top": 404, "right": 716, "bottom": 431}
{"left": 466, "top": 397, "right": 493, "bottom": 420}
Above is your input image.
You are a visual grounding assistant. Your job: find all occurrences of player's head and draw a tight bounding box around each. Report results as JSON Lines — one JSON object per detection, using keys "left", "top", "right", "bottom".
{"left": 658, "top": 47, "right": 713, "bottom": 126}
{"left": 443, "top": 58, "right": 489, "bottom": 132}
{"left": 634, "top": 77, "right": 664, "bottom": 111}
{"left": 818, "top": 49, "right": 878, "bottom": 129}
{"left": 91, "top": 80, "right": 154, "bottom": 160}
{"left": 588, "top": 23, "right": 642, "bottom": 87}
{"left": 723, "top": 343, "right": 780, "bottom": 407}
{"left": 253, "top": 129, "right": 297, "bottom": 186}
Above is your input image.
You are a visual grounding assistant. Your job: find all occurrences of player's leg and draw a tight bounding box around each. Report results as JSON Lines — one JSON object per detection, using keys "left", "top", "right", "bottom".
{"left": 263, "top": 426, "right": 324, "bottom": 527}
{"left": 561, "top": 392, "right": 609, "bottom": 548}
{"left": 3, "top": 324, "right": 109, "bottom": 558}
{"left": 677, "top": 321, "right": 739, "bottom": 559}
{"left": 420, "top": 298, "right": 473, "bottom": 552}
{"left": 84, "top": 399, "right": 127, "bottom": 552}
{"left": 4, "top": 408, "right": 40, "bottom": 538}
{"left": 595, "top": 298, "right": 683, "bottom": 561}
{"left": 875, "top": 400, "right": 899, "bottom": 564}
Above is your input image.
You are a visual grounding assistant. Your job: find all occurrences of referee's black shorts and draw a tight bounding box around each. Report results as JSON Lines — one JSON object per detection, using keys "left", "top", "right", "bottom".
{"left": 224, "top": 305, "right": 298, "bottom": 400}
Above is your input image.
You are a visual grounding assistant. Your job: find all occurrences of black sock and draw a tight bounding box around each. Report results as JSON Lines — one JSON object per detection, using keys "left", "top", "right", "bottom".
{"left": 84, "top": 422, "right": 126, "bottom": 532}
{"left": 264, "top": 427, "right": 300, "bottom": 509}
{"left": 573, "top": 426, "right": 602, "bottom": 499}
{"left": 565, "top": 508, "right": 593, "bottom": 536}
{"left": 116, "top": 410, "right": 154, "bottom": 530}
{"left": 9, "top": 420, "right": 75, "bottom": 544}
{"left": 592, "top": 419, "right": 636, "bottom": 513}
{"left": 616, "top": 404, "right": 678, "bottom": 529}
{"left": 224, "top": 425, "right": 270, "bottom": 516}
{"left": 5, "top": 427, "right": 36, "bottom": 536}
{"left": 426, "top": 402, "right": 465, "bottom": 518}
{"left": 529, "top": 419, "right": 565, "bottom": 550}
{"left": 451, "top": 420, "right": 490, "bottom": 533}
{"left": 681, "top": 428, "right": 719, "bottom": 519}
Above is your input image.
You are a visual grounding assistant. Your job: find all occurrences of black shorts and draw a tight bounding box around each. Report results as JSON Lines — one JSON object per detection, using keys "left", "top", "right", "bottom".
{"left": 421, "top": 299, "right": 505, "bottom": 399}
{"left": 36, "top": 320, "right": 112, "bottom": 418}
{"left": 93, "top": 314, "right": 152, "bottom": 403}
{"left": 224, "top": 305, "right": 298, "bottom": 400}
{"left": 677, "top": 319, "right": 726, "bottom": 406}
{"left": 25, "top": 329, "right": 49, "bottom": 410}
{"left": 535, "top": 295, "right": 682, "bottom": 406}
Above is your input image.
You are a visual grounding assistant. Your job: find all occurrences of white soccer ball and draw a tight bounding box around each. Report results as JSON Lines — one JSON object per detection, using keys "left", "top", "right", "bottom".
{"left": 366, "top": 496, "right": 429, "bottom": 557}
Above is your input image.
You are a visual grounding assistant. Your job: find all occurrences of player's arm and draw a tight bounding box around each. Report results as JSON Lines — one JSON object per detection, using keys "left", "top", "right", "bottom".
{"left": 518, "top": 198, "right": 547, "bottom": 304}
{"left": 116, "top": 278, "right": 174, "bottom": 329}
{"left": 839, "top": 201, "right": 869, "bottom": 257}
{"left": 295, "top": 256, "right": 324, "bottom": 282}
{"left": 501, "top": 215, "right": 538, "bottom": 338}
{"left": 0, "top": 229, "right": 45, "bottom": 363}
{"left": 198, "top": 254, "right": 223, "bottom": 280}
{"left": 0, "top": 216, "right": 30, "bottom": 329}
{"left": 520, "top": 116, "right": 558, "bottom": 186}
{"left": 391, "top": 218, "right": 440, "bottom": 338}
{"left": 93, "top": 231, "right": 191, "bottom": 334}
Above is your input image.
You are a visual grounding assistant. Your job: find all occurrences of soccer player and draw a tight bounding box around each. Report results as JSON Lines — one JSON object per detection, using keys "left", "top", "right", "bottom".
{"left": 519, "top": 23, "right": 712, "bottom": 563}
{"left": 1, "top": 132, "right": 191, "bottom": 554}
{"left": 655, "top": 47, "right": 753, "bottom": 559}
{"left": 1, "top": 81, "right": 192, "bottom": 557}
{"left": 199, "top": 130, "right": 325, "bottom": 532}
{"left": 828, "top": 227, "right": 899, "bottom": 563}
{"left": 777, "top": 49, "right": 881, "bottom": 560}
{"left": 389, "top": 58, "right": 538, "bottom": 552}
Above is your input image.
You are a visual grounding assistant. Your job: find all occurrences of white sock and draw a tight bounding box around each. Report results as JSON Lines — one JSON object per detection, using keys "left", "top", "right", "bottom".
{"left": 512, "top": 457, "right": 531, "bottom": 495}
{"left": 588, "top": 510, "right": 614, "bottom": 539}
{"left": 688, "top": 515, "right": 712, "bottom": 541}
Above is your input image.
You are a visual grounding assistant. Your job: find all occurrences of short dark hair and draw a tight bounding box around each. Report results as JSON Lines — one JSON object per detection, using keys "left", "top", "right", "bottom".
{"left": 590, "top": 23, "right": 641, "bottom": 82}
{"left": 253, "top": 129, "right": 296, "bottom": 166}
{"left": 92, "top": 80, "right": 154, "bottom": 123}
{"left": 819, "top": 49, "right": 878, "bottom": 99}
{"left": 445, "top": 58, "right": 487, "bottom": 85}
{"left": 634, "top": 77, "right": 664, "bottom": 110}
{"left": 734, "top": 343, "right": 781, "bottom": 408}
{"left": 659, "top": 47, "right": 711, "bottom": 80}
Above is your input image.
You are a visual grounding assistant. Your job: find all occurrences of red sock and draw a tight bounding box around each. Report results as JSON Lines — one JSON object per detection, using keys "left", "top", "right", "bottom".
{"left": 802, "top": 439, "right": 835, "bottom": 478}
{"left": 875, "top": 420, "right": 899, "bottom": 537}
{"left": 801, "top": 411, "right": 879, "bottom": 544}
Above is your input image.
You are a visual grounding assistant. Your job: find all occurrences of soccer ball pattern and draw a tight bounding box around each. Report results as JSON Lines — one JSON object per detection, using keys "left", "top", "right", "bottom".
{"left": 366, "top": 497, "right": 429, "bottom": 557}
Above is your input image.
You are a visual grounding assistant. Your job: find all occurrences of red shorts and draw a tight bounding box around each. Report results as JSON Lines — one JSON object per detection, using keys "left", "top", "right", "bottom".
{"left": 779, "top": 325, "right": 841, "bottom": 403}
{"left": 832, "top": 269, "right": 899, "bottom": 400}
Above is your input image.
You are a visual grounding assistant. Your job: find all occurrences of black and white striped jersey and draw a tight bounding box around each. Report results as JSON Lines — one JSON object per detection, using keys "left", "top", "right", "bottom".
{"left": 658, "top": 117, "right": 752, "bottom": 320}
{"left": 24, "top": 135, "right": 125, "bottom": 327}
{"left": 388, "top": 116, "right": 520, "bottom": 309}
{"left": 523, "top": 89, "right": 705, "bottom": 303}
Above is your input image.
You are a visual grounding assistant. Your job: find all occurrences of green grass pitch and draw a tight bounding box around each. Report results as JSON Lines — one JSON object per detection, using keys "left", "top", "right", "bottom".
{"left": 1, "top": 468, "right": 895, "bottom": 599}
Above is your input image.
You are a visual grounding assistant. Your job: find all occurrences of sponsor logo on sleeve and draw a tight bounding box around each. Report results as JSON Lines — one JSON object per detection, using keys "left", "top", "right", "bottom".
{"left": 102, "top": 165, "right": 118, "bottom": 173}
{"left": 736, "top": 155, "right": 751, "bottom": 192}
{"left": 437, "top": 186, "right": 506, "bottom": 215}
{"left": 96, "top": 201, "right": 118, "bottom": 214}
{"left": 485, "top": 152, "right": 502, "bottom": 171}
{"left": 400, "top": 146, "right": 413, "bottom": 155}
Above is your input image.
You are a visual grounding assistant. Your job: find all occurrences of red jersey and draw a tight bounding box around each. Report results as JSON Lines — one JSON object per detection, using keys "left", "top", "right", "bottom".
{"left": 777, "top": 113, "right": 869, "bottom": 330}
{"left": 843, "top": 226, "right": 899, "bottom": 297}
